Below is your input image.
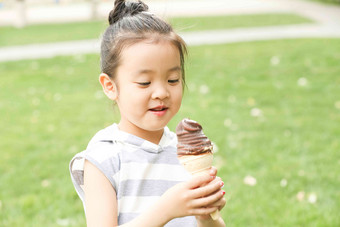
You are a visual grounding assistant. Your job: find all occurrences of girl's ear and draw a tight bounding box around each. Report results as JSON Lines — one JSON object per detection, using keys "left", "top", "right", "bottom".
{"left": 99, "top": 73, "right": 118, "bottom": 100}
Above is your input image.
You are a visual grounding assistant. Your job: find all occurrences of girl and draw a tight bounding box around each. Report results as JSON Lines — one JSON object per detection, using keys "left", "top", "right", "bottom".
{"left": 70, "top": 0, "right": 226, "bottom": 226}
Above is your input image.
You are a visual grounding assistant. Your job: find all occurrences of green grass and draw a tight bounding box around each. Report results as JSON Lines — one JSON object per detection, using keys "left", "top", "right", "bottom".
{"left": 0, "top": 20, "right": 108, "bottom": 47}
{"left": 0, "top": 13, "right": 313, "bottom": 47}
{"left": 170, "top": 13, "right": 313, "bottom": 32}
{"left": 308, "top": 0, "right": 340, "bottom": 4}
{"left": 1, "top": 38, "right": 340, "bottom": 226}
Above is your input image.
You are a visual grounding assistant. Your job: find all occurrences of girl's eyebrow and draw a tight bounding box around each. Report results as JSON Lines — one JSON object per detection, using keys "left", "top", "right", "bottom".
{"left": 137, "top": 66, "right": 182, "bottom": 75}
{"left": 137, "top": 69, "right": 153, "bottom": 75}
{"left": 169, "top": 66, "right": 182, "bottom": 72}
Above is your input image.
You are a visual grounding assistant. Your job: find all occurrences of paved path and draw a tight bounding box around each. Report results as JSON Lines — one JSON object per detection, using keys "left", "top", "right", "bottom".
{"left": 0, "top": 0, "right": 340, "bottom": 62}
{"left": 0, "top": 0, "right": 296, "bottom": 26}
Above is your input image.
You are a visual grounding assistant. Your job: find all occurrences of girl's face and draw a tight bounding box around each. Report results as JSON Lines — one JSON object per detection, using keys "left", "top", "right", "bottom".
{"left": 114, "top": 40, "right": 183, "bottom": 142}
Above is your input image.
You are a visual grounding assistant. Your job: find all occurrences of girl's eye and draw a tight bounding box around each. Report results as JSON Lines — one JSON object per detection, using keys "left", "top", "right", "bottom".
{"left": 168, "top": 79, "right": 180, "bottom": 84}
{"left": 137, "top": 82, "right": 151, "bottom": 86}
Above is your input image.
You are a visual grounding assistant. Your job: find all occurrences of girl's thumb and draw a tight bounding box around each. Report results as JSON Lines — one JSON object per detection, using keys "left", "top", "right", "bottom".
{"left": 188, "top": 171, "right": 214, "bottom": 189}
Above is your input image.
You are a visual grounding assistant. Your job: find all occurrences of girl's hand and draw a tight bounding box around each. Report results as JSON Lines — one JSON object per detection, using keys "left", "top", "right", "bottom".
{"left": 196, "top": 167, "right": 226, "bottom": 222}
{"left": 159, "top": 166, "right": 225, "bottom": 221}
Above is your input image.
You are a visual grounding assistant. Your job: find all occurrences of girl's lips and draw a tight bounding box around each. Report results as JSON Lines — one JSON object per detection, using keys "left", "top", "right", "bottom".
{"left": 149, "top": 107, "right": 168, "bottom": 116}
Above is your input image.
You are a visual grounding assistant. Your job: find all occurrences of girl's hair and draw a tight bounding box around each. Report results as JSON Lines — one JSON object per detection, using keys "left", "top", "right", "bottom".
{"left": 100, "top": 0, "right": 187, "bottom": 85}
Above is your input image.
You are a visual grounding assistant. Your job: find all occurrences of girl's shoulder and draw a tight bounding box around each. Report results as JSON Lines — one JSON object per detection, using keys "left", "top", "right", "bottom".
{"left": 83, "top": 123, "right": 124, "bottom": 162}
{"left": 69, "top": 124, "right": 123, "bottom": 197}
{"left": 87, "top": 123, "right": 120, "bottom": 148}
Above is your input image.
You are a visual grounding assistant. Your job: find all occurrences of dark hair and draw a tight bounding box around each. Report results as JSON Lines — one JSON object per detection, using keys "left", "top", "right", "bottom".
{"left": 100, "top": 0, "right": 187, "bottom": 85}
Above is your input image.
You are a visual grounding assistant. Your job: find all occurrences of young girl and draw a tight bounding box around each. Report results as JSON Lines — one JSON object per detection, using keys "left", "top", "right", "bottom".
{"left": 70, "top": 0, "right": 226, "bottom": 226}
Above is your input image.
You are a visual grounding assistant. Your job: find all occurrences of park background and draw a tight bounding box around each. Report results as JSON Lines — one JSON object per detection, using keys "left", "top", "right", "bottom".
{"left": 1, "top": 0, "right": 340, "bottom": 226}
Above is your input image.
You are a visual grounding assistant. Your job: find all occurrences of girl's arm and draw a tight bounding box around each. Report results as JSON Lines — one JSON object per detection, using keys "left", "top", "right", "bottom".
{"left": 84, "top": 160, "right": 226, "bottom": 227}
{"left": 83, "top": 160, "right": 118, "bottom": 226}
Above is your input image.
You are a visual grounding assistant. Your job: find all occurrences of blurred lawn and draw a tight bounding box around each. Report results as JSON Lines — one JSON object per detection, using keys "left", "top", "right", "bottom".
{"left": 308, "top": 0, "right": 340, "bottom": 4}
{"left": 170, "top": 13, "right": 312, "bottom": 32}
{"left": 0, "top": 13, "right": 313, "bottom": 47}
{"left": 0, "top": 38, "right": 339, "bottom": 226}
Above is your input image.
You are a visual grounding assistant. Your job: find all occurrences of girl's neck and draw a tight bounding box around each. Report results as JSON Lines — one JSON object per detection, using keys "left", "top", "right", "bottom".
{"left": 117, "top": 122, "right": 164, "bottom": 145}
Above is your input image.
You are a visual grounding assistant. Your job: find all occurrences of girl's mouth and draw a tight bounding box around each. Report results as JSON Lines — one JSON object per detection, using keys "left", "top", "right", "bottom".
{"left": 149, "top": 106, "right": 168, "bottom": 116}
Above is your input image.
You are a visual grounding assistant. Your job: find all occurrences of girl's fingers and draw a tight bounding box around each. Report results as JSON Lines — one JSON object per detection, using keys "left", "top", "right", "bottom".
{"left": 209, "top": 166, "right": 217, "bottom": 177}
{"left": 192, "top": 189, "right": 225, "bottom": 208}
{"left": 190, "top": 206, "right": 218, "bottom": 216}
{"left": 186, "top": 173, "right": 214, "bottom": 189}
{"left": 186, "top": 166, "right": 220, "bottom": 190}
{"left": 192, "top": 177, "right": 224, "bottom": 198}
{"left": 206, "top": 195, "right": 227, "bottom": 209}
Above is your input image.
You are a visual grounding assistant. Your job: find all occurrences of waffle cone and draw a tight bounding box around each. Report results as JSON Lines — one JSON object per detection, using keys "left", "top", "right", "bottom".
{"left": 178, "top": 153, "right": 213, "bottom": 175}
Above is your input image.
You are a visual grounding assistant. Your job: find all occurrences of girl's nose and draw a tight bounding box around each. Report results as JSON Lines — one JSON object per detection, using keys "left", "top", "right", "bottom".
{"left": 151, "top": 84, "right": 169, "bottom": 100}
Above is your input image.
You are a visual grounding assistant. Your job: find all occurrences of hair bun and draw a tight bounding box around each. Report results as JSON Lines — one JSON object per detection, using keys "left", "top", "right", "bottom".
{"left": 108, "top": 0, "right": 149, "bottom": 25}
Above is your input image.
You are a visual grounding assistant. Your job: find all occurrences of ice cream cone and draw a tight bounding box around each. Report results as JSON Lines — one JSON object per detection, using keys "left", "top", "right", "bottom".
{"left": 176, "top": 118, "right": 222, "bottom": 221}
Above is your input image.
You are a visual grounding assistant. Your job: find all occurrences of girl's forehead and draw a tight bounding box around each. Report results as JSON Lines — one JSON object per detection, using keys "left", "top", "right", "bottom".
{"left": 124, "top": 38, "right": 177, "bottom": 51}
{"left": 120, "top": 39, "right": 180, "bottom": 61}
{"left": 117, "top": 39, "right": 181, "bottom": 75}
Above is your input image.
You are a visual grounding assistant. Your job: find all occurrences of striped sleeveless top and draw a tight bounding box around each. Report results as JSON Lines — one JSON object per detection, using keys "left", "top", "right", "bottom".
{"left": 69, "top": 123, "right": 197, "bottom": 226}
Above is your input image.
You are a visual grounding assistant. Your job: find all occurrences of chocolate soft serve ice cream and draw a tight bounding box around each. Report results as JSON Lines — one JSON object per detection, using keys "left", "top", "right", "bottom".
{"left": 176, "top": 118, "right": 220, "bottom": 220}
{"left": 176, "top": 118, "right": 213, "bottom": 156}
